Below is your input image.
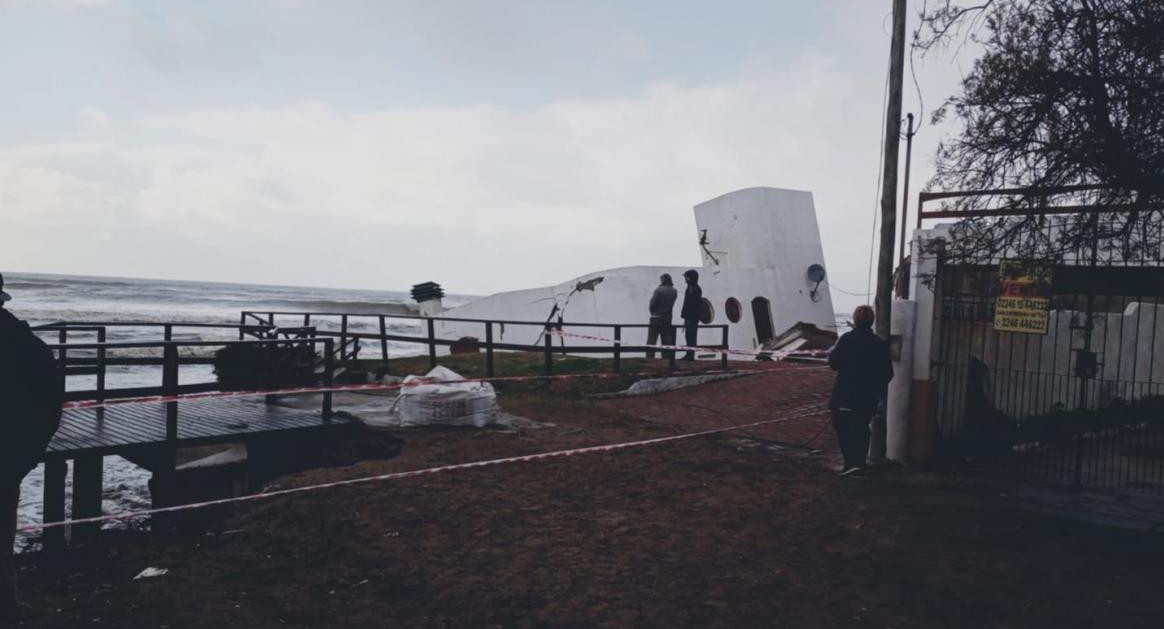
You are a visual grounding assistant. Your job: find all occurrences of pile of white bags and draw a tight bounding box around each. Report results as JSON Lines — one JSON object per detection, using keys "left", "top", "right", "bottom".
{"left": 392, "top": 366, "right": 500, "bottom": 427}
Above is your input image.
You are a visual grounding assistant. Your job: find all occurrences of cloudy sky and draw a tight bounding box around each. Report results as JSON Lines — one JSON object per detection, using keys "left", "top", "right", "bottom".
{"left": 0, "top": 0, "right": 965, "bottom": 309}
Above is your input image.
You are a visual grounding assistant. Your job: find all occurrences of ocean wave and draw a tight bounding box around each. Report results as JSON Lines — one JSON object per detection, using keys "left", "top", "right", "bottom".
{"left": 258, "top": 299, "right": 414, "bottom": 315}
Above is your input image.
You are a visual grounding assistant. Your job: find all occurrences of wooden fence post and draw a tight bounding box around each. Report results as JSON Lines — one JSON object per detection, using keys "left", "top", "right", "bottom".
{"left": 427, "top": 319, "right": 437, "bottom": 368}
{"left": 57, "top": 328, "right": 67, "bottom": 366}
{"left": 152, "top": 343, "right": 180, "bottom": 523}
{"left": 379, "top": 315, "right": 389, "bottom": 370}
{"left": 163, "top": 344, "right": 178, "bottom": 441}
{"left": 613, "top": 325, "right": 621, "bottom": 374}
{"left": 721, "top": 325, "right": 730, "bottom": 371}
{"left": 96, "top": 327, "right": 106, "bottom": 422}
{"left": 322, "top": 339, "right": 334, "bottom": 421}
{"left": 669, "top": 324, "right": 678, "bottom": 372}
{"left": 71, "top": 455, "right": 103, "bottom": 545}
{"left": 543, "top": 325, "right": 553, "bottom": 376}
{"left": 485, "top": 322, "right": 495, "bottom": 377}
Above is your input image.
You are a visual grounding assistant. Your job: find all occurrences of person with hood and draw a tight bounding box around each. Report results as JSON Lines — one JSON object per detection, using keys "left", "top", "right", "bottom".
{"left": 679, "top": 269, "right": 703, "bottom": 361}
{"left": 645, "top": 273, "right": 678, "bottom": 360}
{"left": 827, "top": 305, "right": 893, "bottom": 475}
{"left": 0, "top": 273, "right": 63, "bottom": 623}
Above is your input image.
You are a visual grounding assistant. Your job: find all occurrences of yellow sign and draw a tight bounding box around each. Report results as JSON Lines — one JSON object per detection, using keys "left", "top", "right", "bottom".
{"left": 994, "top": 260, "right": 1052, "bottom": 335}
{"left": 994, "top": 296, "right": 1050, "bottom": 334}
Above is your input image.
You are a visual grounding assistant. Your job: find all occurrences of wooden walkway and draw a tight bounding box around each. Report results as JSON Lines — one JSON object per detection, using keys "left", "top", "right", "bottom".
{"left": 46, "top": 398, "right": 354, "bottom": 458}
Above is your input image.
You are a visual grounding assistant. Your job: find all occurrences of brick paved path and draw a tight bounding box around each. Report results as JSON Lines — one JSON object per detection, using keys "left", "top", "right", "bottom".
{"left": 602, "top": 363, "right": 838, "bottom": 454}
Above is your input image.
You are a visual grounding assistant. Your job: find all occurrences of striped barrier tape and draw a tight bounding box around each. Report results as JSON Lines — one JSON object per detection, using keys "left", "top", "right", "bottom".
{"left": 61, "top": 372, "right": 662, "bottom": 411}
{"left": 551, "top": 329, "right": 832, "bottom": 360}
{"left": 18, "top": 403, "right": 827, "bottom": 533}
{"left": 60, "top": 360, "right": 830, "bottom": 412}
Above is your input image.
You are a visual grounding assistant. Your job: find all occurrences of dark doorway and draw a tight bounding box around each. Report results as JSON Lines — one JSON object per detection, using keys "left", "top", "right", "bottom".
{"left": 751, "top": 297, "right": 774, "bottom": 344}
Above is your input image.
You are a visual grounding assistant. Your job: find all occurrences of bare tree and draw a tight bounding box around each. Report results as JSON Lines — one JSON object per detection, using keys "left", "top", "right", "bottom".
{"left": 915, "top": 0, "right": 1164, "bottom": 264}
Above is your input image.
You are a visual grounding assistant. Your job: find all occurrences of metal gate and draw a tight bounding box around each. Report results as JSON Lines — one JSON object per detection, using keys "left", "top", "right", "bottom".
{"left": 932, "top": 257, "right": 1164, "bottom": 494}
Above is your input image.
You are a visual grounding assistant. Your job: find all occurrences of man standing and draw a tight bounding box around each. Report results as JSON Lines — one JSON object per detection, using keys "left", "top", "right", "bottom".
{"left": 679, "top": 269, "right": 703, "bottom": 361}
{"left": 646, "top": 274, "right": 678, "bottom": 360}
{"left": 0, "top": 273, "right": 63, "bottom": 623}
{"left": 827, "top": 305, "right": 893, "bottom": 475}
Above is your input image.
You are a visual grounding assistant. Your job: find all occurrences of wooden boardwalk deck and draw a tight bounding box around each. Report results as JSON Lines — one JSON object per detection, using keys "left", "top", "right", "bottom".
{"left": 46, "top": 398, "right": 354, "bottom": 458}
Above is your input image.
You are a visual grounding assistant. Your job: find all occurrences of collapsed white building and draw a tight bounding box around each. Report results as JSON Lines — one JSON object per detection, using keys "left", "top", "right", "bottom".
{"left": 429, "top": 187, "right": 836, "bottom": 353}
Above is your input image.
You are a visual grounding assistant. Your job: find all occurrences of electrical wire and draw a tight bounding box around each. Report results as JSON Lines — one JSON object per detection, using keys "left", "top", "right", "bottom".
{"left": 866, "top": 28, "right": 893, "bottom": 300}
{"left": 825, "top": 280, "right": 874, "bottom": 297}
{"left": 909, "top": 0, "right": 928, "bottom": 132}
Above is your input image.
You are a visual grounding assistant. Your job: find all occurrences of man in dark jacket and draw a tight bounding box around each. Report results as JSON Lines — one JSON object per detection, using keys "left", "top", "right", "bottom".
{"left": 0, "top": 274, "right": 63, "bottom": 623}
{"left": 679, "top": 269, "right": 703, "bottom": 361}
{"left": 646, "top": 274, "right": 678, "bottom": 360}
{"left": 827, "top": 305, "right": 893, "bottom": 475}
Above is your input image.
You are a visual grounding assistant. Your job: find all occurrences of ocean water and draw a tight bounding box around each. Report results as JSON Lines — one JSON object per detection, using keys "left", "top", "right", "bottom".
{"left": 5, "top": 272, "right": 469, "bottom": 549}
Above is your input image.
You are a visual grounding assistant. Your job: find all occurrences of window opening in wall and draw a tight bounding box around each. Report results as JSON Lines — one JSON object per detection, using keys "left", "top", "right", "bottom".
{"left": 700, "top": 298, "right": 714, "bottom": 324}
{"left": 725, "top": 298, "right": 742, "bottom": 323}
{"left": 751, "top": 297, "right": 774, "bottom": 343}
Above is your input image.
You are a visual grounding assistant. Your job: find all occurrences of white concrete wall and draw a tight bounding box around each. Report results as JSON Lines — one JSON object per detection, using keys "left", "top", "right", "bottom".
{"left": 436, "top": 187, "right": 836, "bottom": 354}
{"left": 437, "top": 264, "right": 835, "bottom": 352}
{"left": 694, "top": 187, "right": 826, "bottom": 273}
{"left": 887, "top": 299, "right": 916, "bottom": 461}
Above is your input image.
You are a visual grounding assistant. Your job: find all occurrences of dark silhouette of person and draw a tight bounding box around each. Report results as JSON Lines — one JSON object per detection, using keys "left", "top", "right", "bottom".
{"left": 679, "top": 269, "right": 703, "bottom": 361}
{"left": 827, "top": 305, "right": 893, "bottom": 475}
{"left": 0, "top": 273, "right": 63, "bottom": 623}
{"left": 646, "top": 274, "right": 678, "bottom": 360}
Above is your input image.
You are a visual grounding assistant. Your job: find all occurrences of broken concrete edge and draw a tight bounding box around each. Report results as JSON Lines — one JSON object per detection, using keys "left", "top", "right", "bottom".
{"left": 590, "top": 371, "right": 756, "bottom": 398}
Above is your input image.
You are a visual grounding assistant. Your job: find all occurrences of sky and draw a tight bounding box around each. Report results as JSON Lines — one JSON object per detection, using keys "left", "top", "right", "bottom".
{"left": 0, "top": 0, "right": 968, "bottom": 310}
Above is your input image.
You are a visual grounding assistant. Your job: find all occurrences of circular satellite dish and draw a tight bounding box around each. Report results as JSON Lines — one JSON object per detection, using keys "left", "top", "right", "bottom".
{"left": 806, "top": 264, "right": 827, "bottom": 283}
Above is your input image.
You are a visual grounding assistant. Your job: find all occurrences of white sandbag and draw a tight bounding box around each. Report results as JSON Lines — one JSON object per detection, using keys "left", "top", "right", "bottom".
{"left": 393, "top": 366, "right": 499, "bottom": 427}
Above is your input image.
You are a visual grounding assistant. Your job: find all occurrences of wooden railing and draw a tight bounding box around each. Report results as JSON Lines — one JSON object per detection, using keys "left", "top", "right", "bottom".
{"left": 37, "top": 313, "right": 734, "bottom": 385}
{"left": 240, "top": 310, "right": 731, "bottom": 376}
{"left": 32, "top": 321, "right": 282, "bottom": 415}
{"left": 38, "top": 336, "right": 336, "bottom": 415}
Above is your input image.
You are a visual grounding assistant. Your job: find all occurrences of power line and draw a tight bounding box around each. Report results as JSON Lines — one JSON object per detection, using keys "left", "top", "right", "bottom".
{"left": 866, "top": 19, "right": 893, "bottom": 300}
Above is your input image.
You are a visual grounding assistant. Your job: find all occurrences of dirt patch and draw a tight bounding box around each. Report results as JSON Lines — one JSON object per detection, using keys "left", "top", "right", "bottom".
{"left": 14, "top": 365, "right": 1164, "bottom": 628}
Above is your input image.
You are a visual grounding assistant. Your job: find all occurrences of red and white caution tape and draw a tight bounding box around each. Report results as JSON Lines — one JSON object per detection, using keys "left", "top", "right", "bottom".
{"left": 18, "top": 404, "right": 827, "bottom": 533}
{"left": 60, "top": 369, "right": 738, "bottom": 411}
{"left": 62, "top": 382, "right": 397, "bottom": 410}
{"left": 551, "top": 329, "right": 831, "bottom": 361}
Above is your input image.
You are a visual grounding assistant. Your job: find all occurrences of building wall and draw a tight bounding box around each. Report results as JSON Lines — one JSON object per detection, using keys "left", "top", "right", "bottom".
{"left": 694, "top": 187, "right": 825, "bottom": 272}
{"left": 435, "top": 187, "right": 835, "bottom": 354}
{"left": 436, "top": 265, "right": 834, "bottom": 352}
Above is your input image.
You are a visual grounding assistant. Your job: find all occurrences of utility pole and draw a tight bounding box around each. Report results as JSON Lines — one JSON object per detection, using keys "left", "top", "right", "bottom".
{"left": 899, "top": 112, "right": 916, "bottom": 265}
{"left": 871, "top": 0, "right": 908, "bottom": 464}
